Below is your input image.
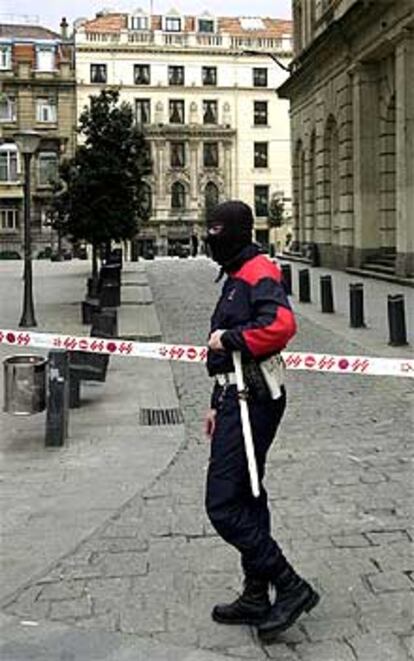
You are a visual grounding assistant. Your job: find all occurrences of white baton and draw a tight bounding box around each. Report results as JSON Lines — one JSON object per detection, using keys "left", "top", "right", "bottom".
{"left": 232, "top": 352, "right": 260, "bottom": 498}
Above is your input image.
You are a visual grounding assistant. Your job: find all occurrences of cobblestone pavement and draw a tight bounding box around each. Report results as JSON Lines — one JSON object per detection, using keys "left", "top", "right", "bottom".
{"left": 3, "top": 258, "right": 413, "bottom": 661}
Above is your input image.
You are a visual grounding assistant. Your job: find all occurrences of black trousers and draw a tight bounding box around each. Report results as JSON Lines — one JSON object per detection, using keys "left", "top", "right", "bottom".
{"left": 206, "top": 386, "right": 287, "bottom": 578}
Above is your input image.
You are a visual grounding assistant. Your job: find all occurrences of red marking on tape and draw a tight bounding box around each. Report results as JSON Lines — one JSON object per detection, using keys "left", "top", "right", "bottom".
{"left": 285, "top": 354, "right": 302, "bottom": 368}
{"left": 6, "top": 332, "right": 16, "bottom": 343}
{"left": 90, "top": 339, "right": 104, "bottom": 352}
{"left": 119, "top": 342, "right": 133, "bottom": 355}
{"left": 186, "top": 347, "right": 197, "bottom": 361}
{"left": 352, "top": 358, "right": 370, "bottom": 373}
{"left": 304, "top": 355, "right": 316, "bottom": 368}
{"left": 64, "top": 337, "right": 77, "bottom": 350}
{"left": 199, "top": 347, "right": 208, "bottom": 362}
{"left": 78, "top": 339, "right": 89, "bottom": 351}
{"left": 169, "top": 346, "right": 185, "bottom": 360}
{"left": 318, "top": 356, "right": 336, "bottom": 370}
{"left": 401, "top": 362, "right": 414, "bottom": 373}
{"left": 107, "top": 342, "right": 117, "bottom": 353}
{"left": 338, "top": 359, "right": 349, "bottom": 370}
{"left": 158, "top": 346, "right": 168, "bottom": 357}
{"left": 17, "top": 333, "right": 30, "bottom": 346}
{"left": 53, "top": 338, "right": 62, "bottom": 348}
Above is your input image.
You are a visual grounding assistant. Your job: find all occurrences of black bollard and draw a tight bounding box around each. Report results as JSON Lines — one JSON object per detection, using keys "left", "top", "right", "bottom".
{"left": 320, "top": 275, "right": 334, "bottom": 313}
{"left": 298, "top": 268, "right": 311, "bottom": 303}
{"left": 281, "top": 264, "right": 292, "bottom": 296}
{"left": 45, "top": 350, "right": 70, "bottom": 446}
{"left": 349, "top": 283, "right": 365, "bottom": 328}
{"left": 388, "top": 294, "right": 408, "bottom": 346}
{"left": 100, "top": 282, "right": 121, "bottom": 308}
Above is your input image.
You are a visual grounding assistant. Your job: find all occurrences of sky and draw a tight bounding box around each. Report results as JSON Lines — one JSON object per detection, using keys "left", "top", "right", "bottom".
{"left": 0, "top": 0, "right": 292, "bottom": 31}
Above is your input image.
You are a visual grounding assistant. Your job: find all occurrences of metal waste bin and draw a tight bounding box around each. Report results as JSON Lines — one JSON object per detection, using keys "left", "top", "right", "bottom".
{"left": 3, "top": 355, "right": 47, "bottom": 415}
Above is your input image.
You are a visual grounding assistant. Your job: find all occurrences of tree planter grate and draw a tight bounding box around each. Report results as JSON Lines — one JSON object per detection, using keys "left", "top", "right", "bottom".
{"left": 139, "top": 407, "right": 184, "bottom": 426}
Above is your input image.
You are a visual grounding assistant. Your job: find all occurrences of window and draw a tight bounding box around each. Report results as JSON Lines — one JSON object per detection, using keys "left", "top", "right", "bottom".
{"left": 0, "top": 145, "right": 19, "bottom": 182}
{"left": 254, "top": 185, "right": 269, "bottom": 217}
{"left": 0, "top": 95, "right": 16, "bottom": 122}
{"left": 36, "top": 97, "right": 57, "bottom": 123}
{"left": 134, "top": 64, "right": 150, "bottom": 85}
{"left": 205, "top": 181, "right": 219, "bottom": 221}
{"left": 131, "top": 15, "right": 149, "bottom": 30}
{"left": 38, "top": 152, "right": 58, "bottom": 186}
{"left": 36, "top": 46, "right": 55, "bottom": 71}
{"left": 171, "top": 181, "right": 185, "bottom": 209}
{"left": 198, "top": 19, "right": 214, "bottom": 33}
{"left": 139, "top": 182, "right": 152, "bottom": 217}
{"left": 165, "top": 17, "right": 181, "bottom": 32}
{"left": 170, "top": 142, "right": 185, "bottom": 168}
{"left": 169, "top": 100, "right": 184, "bottom": 124}
{"left": 90, "top": 64, "right": 107, "bottom": 83}
{"left": 136, "top": 99, "right": 151, "bottom": 125}
{"left": 203, "top": 100, "right": 217, "bottom": 124}
{"left": 168, "top": 66, "right": 185, "bottom": 86}
{"left": 0, "top": 45, "right": 12, "bottom": 70}
{"left": 254, "top": 142, "right": 268, "bottom": 168}
{"left": 253, "top": 68, "right": 268, "bottom": 88}
{"left": 203, "top": 142, "right": 218, "bottom": 168}
{"left": 202, "top": 66, "right": 217, "bottom": 86}
{"left": 0, "top": 208, "right": 19, "bottom": 231}
{"left": 254, "top": 101, "right": 268, "bottom": 126}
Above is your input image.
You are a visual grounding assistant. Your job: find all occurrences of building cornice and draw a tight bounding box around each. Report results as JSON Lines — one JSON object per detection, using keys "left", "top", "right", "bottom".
{"left": 75, "top": 44, "right": 292, "bottom": 59}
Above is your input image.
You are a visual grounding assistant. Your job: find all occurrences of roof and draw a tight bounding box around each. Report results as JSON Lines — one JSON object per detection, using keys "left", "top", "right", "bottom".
{"left": 0, "top": 24, "right": 61, "bottom": 40}
{"left": 82, "top": 12, "right": 292, "bottom": 36}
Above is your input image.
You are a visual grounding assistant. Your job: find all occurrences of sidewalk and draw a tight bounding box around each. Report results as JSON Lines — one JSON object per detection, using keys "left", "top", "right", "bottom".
{"left": 277, "top": 259, "right": 414, "bottom": 356}
{"left": 0, "top": 260, "right": 184, "bottom": 603}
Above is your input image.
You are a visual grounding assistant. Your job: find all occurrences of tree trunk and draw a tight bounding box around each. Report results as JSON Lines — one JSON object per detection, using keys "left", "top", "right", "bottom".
{"left": 105, "top": 240, "right": 111, "bottom": 263}
{"left": 92, "top": 243, "right": 98, "bottom": 279}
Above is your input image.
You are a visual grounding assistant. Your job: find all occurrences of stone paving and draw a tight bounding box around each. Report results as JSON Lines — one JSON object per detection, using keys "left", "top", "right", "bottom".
{"left": 2, "top": 257, "right": 413, "bottom": 660}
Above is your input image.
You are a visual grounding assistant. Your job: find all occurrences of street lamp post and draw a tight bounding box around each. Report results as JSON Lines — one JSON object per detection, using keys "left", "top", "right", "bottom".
{"left": 13, "top": 130, "right": 42, "bottom": 328}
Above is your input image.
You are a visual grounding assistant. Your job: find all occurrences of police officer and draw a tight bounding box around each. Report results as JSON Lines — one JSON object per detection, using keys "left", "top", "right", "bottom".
{"left": 204, "top": 201, "right": 319, "bottom": 643}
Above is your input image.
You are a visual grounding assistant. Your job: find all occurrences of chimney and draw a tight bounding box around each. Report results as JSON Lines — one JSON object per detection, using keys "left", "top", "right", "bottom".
{"left": 60, "top": 17, "right": 69, "bottom": 39}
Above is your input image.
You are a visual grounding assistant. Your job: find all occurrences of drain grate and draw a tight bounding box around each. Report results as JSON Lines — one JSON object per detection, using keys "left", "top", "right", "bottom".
{"left": 139, "top": 407, "right": 184, "bottom": 426}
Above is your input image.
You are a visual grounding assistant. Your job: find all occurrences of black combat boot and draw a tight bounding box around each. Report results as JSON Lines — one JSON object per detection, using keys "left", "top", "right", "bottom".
{"left": 212, "top": 576, "right": 270, "bottom": 625}
{"left": 258, "top": 567, "right": 320, "bottom": 643}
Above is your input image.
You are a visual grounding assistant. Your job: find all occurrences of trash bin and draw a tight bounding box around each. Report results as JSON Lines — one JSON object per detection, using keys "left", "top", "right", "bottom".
{"left": 3, "top": 355, "right": 47, "bottom": 415}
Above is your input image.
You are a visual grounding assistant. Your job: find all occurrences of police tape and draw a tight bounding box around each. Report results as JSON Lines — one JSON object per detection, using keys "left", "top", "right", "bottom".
{"left": 0, "top": 328, "right": 413, "bottom": 378}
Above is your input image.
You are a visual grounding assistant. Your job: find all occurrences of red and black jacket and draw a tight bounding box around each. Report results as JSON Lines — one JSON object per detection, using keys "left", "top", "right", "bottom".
{"left": 207, "top": 244, "right": 297, "bottom": 378}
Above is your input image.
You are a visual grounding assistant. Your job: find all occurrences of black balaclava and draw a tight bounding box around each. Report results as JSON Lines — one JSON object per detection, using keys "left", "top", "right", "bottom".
{"left": 206, "top": 200, "right": 253, "bottom": 268}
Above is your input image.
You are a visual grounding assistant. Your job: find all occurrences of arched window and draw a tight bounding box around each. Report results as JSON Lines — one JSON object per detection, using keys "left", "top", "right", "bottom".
{"left": 171, "top": 181, "right": 185, "bottom": 209}
{"left": 205, "top": 181, "right": 219, "bottom": 220}
{"left": 139, "top": 182, "right": 152, "bottom": 219}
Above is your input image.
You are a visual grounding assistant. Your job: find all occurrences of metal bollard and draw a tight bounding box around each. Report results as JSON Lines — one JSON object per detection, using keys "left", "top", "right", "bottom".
{"left": 45, "top": 350, "right": 69, "bottom": 447}
{"left": 298, "top": 268, "right": 311, "bottom": 303}
{"left": 388, "top": 294, "right": 408, "bottom": 346}
{"left": 281, "top": 264, "right": 292, "bottom": 296}
{"left": 320, "top": 275, "right": 334, "bottom": 313}
{"left": 349, "top": 283, "right": 365, "bottom": 328}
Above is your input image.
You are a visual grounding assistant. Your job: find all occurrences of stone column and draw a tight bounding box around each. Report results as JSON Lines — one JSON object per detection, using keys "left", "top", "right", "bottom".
{"left": 395, "top": 31, "right": 414, "bottom": 277}
{"left": 155, "top": 142, "right": 166, "bottom": 200}
{"left": 223, "top": 141, "right": 232, "bottom": 198}
{"left": 351, "top": 63, "right": 381, "bottom": 267}
{"left": 189, "top": 141, "right": 199, "bottom": 201}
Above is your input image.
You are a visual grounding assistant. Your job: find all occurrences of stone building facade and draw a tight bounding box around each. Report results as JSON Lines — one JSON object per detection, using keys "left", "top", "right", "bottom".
{"left": 0, "top": 21, "right": 76, "bottom": 257}
{"left": 278, "top": 0, "right": 414, "bottom": 278}
{"left": 75, "top": 9, "right": 292, "bottom": 256}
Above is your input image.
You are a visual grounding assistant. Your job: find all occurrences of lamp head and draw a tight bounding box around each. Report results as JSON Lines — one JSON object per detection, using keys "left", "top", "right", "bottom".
{"left": 13, "top": 130, "right": 41, "bottom": 155}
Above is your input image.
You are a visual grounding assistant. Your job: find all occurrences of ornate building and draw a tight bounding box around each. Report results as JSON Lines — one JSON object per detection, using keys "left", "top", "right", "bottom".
{"left": 75, "top": 9, "right": 292, "bottom": 256}
{"left": 0, "top": 20, "right": 76, "bottom": 256}
{"left": 279, "top": 0, "right": 414, "bottom": 279}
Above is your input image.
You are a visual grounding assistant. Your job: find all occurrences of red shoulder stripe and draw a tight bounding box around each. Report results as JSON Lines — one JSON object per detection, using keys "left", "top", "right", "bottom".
{"left": 232, "top": 255, "right": 282, "bottom": 286}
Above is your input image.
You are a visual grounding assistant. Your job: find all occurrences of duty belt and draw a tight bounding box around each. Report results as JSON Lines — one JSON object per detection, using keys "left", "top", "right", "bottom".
{"left": 215, "top": 372, "right": 237, "bottom": 387}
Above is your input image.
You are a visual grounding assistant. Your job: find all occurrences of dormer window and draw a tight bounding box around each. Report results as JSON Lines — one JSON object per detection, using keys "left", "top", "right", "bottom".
{"left": 0, "top": 45, "right": 12, "bottom": 70}
{"left": 130, "top": 15, "right": 149, "bottom": 30}
{"left": 165, "top": 17, "right": 182, "bottom": 32}
{"left": 36, "top": 46, "right": 56, "bottom": 72}
{"left": 198, "top": 18, "right": 214, "bottom": 33}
